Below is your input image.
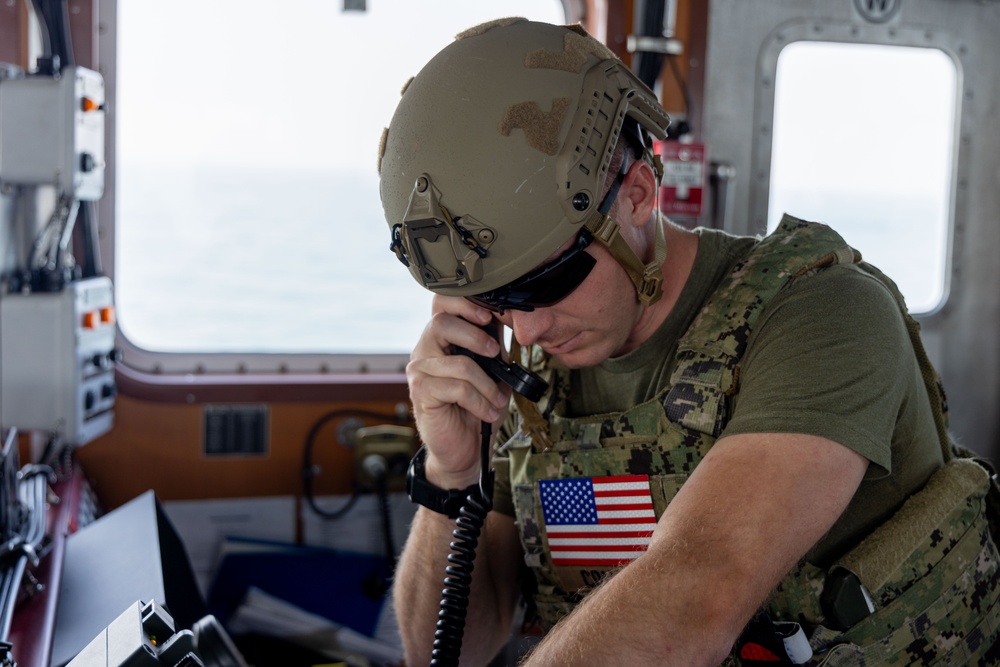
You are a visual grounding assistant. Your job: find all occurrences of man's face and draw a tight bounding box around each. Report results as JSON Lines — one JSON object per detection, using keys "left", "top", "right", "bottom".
{"left": 477, "top": 155, "right": 660, "bottom": 368}
{"left": 494, "top": 237, "right": 644, "bottom": 369}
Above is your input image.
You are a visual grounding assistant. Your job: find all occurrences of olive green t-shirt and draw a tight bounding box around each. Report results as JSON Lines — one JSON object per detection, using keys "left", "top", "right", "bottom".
{"left": 497, "top": 227, "right": 944, "bottom": 565}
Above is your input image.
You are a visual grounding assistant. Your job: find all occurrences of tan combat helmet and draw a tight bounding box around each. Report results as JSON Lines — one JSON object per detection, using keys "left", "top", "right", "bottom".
{"left": 378, "top": 17, "right": 671, "bottom": 308}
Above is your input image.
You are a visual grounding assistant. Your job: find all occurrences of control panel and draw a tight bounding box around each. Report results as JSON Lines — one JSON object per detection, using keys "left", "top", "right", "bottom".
{"left": 0, "top": 66, "right": 105, "bottom": 199}
{"left": 0, "top": 276, "right": 116, "bottom": 445}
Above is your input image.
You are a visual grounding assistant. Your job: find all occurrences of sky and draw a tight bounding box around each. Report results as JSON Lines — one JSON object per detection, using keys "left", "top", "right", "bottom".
{"left": 118, "top": 1, "right": 565, "bottom": 169}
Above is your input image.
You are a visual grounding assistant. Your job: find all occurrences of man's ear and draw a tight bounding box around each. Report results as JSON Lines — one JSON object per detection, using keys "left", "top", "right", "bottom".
{"left": 620, "top": 158, "right": 658, "bottom": 229}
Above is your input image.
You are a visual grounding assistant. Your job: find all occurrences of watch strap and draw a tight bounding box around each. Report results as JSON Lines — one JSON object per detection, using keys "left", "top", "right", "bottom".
{"left": 406, "top": 446, "right": 478, "bottom": 519}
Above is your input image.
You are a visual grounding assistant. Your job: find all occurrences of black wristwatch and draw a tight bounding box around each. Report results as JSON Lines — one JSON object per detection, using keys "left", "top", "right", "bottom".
{"left": 406, "top": 446, "right": 478, "bottom": 519}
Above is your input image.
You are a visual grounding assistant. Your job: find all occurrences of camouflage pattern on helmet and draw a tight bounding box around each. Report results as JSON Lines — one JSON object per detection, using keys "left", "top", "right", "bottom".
{"left": 378, "top": 19, "right": 670, "bottom": 297}
{"left": 501, "top": 215, "right": 1000, "bottom": 661}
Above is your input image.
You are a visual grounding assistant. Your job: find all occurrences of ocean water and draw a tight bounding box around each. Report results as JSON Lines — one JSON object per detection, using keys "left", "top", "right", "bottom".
{"left": 113, "top": 0, "right": 567, "bottom": 356}
{"left": 116, "top": 163, "right": 434, "bottom": 354}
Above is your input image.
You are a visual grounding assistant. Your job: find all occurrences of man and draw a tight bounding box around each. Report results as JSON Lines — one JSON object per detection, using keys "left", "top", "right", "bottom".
{"left": 377, "top": 17, "right": 1000, "bottom": 666}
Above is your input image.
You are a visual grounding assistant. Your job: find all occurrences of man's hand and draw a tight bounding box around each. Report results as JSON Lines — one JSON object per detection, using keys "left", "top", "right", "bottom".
{"left": 395, "top": 295, "right": 524, "bottom": 667}
{"left": 406, "top": 295, "right": 512, "bottom": 489}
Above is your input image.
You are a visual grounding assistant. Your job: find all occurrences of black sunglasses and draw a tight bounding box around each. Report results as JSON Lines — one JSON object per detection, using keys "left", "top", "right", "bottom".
{"left": 466, "top": 230, "right": 596, "bottom": 313}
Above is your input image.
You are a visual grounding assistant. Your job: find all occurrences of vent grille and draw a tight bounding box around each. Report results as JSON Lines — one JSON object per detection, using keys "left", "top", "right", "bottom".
{"left": 203, "top": 404, "right": 269, "bottom": 456}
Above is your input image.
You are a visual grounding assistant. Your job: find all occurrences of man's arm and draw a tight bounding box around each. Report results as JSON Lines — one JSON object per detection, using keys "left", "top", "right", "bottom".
{"left": 523, "top": 432, "right": 868, "bottom": 667}
{"left": 394, "top": 294, "right": 525, "bottom": 666}
{"left": 394, "top": 507, "right": 524, "bottom": 666}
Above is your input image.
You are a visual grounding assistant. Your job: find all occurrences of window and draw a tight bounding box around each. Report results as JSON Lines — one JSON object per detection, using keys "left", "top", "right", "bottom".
{"left": 768, "top": 41, "right": 957, "bottom": 314}
{"left": 115, "top": 1, "right": 565, "bottom": 354}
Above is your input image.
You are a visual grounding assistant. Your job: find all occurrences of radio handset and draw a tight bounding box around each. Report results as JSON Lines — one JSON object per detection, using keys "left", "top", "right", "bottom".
{"left": 454, "top": 321, "right": 548, "bottom": 400}
{"left": 430, "top": 323, "right": 548, "bottom": 667}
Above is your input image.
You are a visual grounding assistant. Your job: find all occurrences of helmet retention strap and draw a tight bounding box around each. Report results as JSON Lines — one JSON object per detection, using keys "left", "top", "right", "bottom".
{"left": 588, "top": 210, "right": 666, "bottom": 307}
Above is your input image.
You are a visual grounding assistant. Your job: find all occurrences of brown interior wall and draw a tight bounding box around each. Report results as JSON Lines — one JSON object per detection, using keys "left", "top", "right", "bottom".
{"left": 600, "top": 0, "right": 634, "bottom": 65}
{"left": 589, "top": 0, "right": 704, "bottom": 125}
{"left": 75, "top": 394, "right": 412, "bottom": 511}
{"left": 0, "top": 0, "right": 28, "bottom": 66}
{"left": 68, "top": 0, "right": 98, "bottom": 68}
{"left": 0, "top": 1, "right": 95, "bottom": 68}
{"left": 659, "top": 0, "right": 690, "bottom": 117}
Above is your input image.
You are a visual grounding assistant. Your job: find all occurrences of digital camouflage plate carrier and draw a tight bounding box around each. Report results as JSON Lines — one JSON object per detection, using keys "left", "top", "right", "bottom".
{"left": 501, "top": 215, "right": 1000, "bottom": 665}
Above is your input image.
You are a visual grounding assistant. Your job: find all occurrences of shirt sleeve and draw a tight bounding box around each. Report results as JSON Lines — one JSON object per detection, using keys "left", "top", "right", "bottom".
{"left": 721, "top": 263, "right": 917, "bottom": 478}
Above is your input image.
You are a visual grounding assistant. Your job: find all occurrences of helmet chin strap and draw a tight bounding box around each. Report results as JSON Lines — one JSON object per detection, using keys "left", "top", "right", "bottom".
{"left": 587, "top": 210, "right": 666, "bottom": 306}
{"left": 584, "top": 145, "right": 666, "bottom": 307}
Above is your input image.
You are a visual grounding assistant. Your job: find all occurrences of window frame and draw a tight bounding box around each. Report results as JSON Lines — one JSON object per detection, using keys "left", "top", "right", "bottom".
{"left": 748, "top": 20, "right": 966, "bottom": 318}
{"left": 764, "top": 38, "right": 958, "bottom": 314}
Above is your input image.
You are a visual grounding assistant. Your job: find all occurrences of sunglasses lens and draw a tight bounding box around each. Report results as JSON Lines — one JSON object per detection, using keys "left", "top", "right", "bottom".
{"left": 509, "top": 253, "right": 595, "bottom": 305}
{"left": 467, "top": 242, "right": 595, "bottom": 312}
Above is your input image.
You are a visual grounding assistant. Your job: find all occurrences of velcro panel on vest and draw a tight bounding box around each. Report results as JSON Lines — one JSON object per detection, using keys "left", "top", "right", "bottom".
{"left": 836, "top": 458, "right": 989, "bottom": 598}
{"left": 831, "top": 459, "right": 1000, "bottom": 660}
{"left": 845, "top": 522, "right": 998, "bottom": 663}
{"left": 770, "top": 460, "right": 1000, "bottom": 664}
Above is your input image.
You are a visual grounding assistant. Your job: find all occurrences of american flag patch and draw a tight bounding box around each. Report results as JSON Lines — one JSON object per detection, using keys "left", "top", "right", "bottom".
{"left": 539, "top": 475, "right": 656, "bottom": 567}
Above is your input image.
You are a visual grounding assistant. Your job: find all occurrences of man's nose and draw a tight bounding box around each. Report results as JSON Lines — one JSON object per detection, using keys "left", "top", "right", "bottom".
{"left": 506, "top": 308, "right": 550, "bottom": 348}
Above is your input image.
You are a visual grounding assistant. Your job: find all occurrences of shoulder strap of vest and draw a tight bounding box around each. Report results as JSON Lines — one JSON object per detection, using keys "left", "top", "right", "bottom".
{"left": 666, "top": 215, "right": 861, "bottom": 436}
{"left": 677, "top": 215, "right": 859, "bottom": 360}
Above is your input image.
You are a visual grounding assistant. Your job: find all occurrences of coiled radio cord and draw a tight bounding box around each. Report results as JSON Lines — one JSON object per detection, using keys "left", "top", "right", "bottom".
{"left": 430, "top": 420, "right": 494, "bottom": 667}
